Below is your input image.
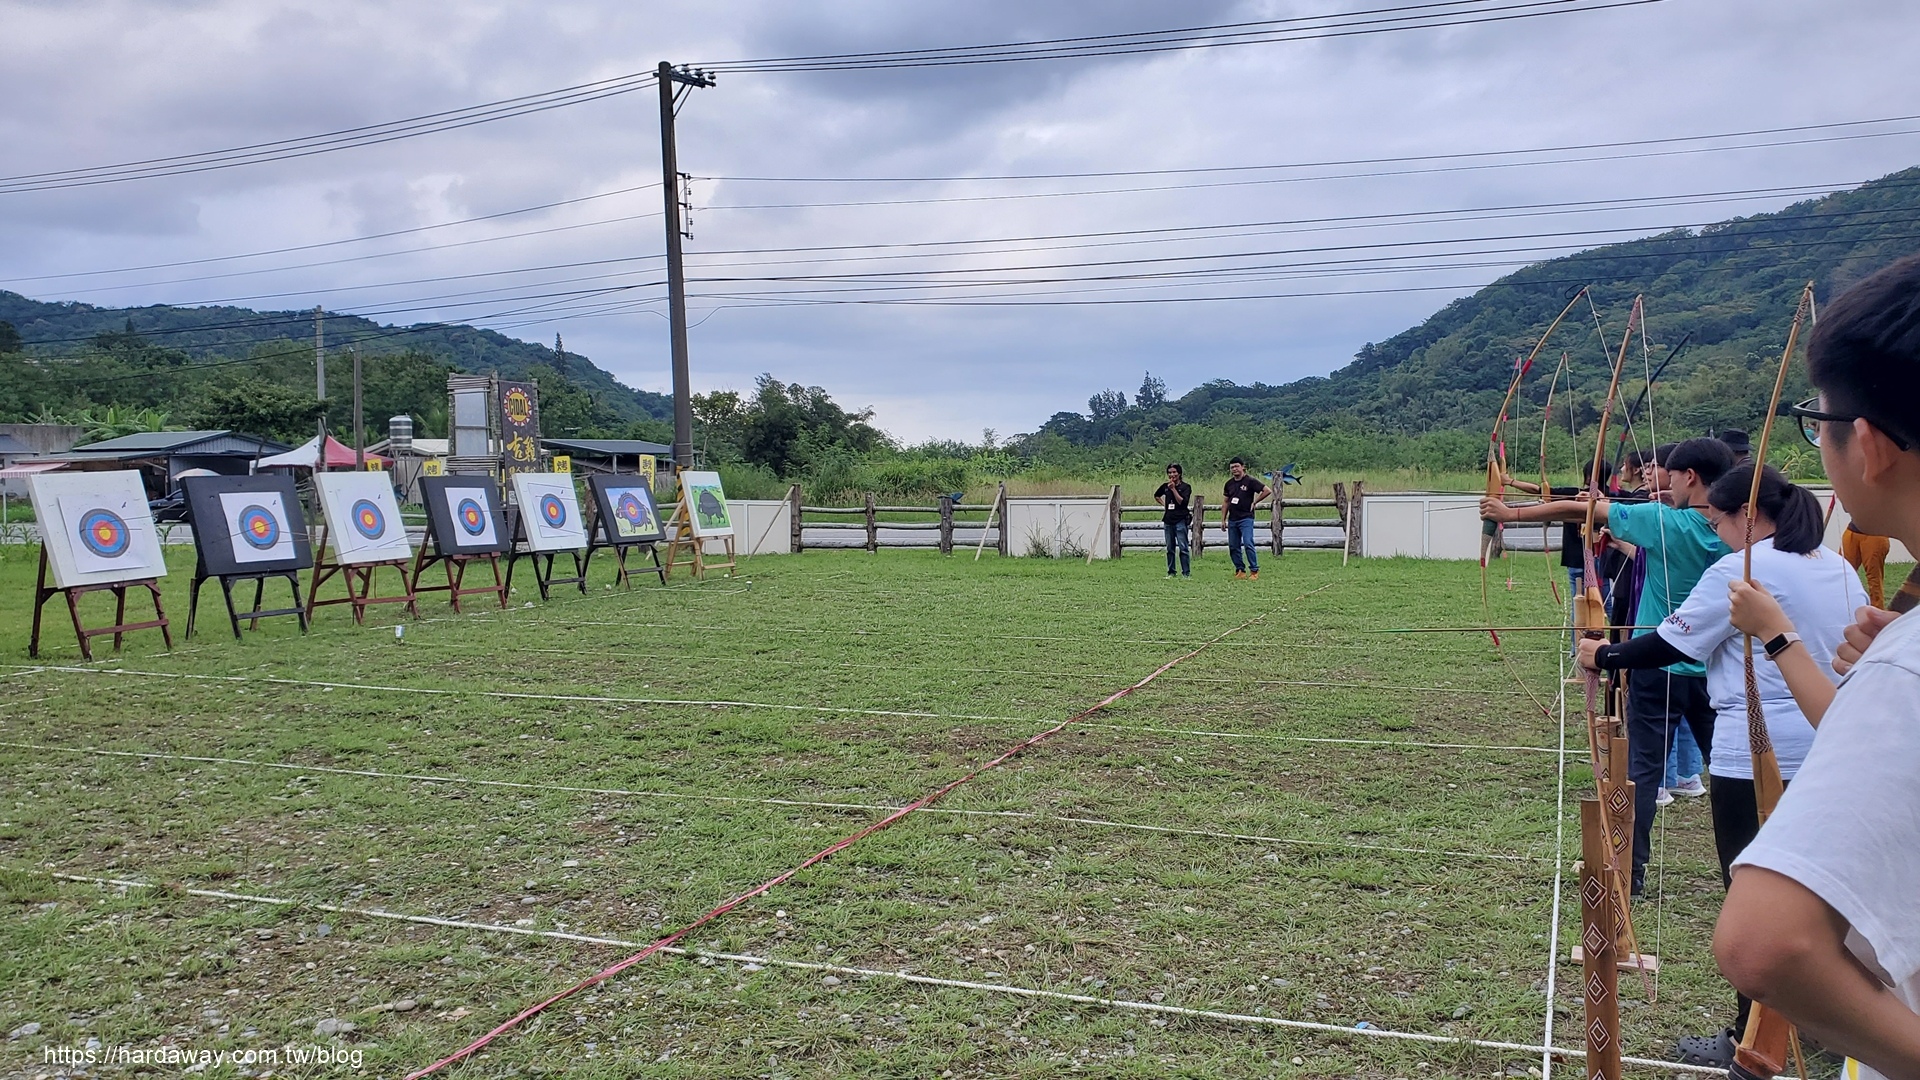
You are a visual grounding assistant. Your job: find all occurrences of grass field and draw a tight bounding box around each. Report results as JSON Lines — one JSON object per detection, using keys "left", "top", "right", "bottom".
{"left": 1, "top": 542, "right": 1744, "bottom": 1079}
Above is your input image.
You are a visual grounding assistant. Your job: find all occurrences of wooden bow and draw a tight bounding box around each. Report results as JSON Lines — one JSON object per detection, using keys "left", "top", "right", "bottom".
{"left": 1728, "top": 281, "right": 1818, "bottom": 1080}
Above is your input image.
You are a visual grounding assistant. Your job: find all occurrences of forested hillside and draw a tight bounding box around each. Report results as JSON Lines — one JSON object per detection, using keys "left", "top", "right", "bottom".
{"left": 0, "top": 292, "right": 671, "bottom": 440}
{"left": 1039, "top": 166, "right": 1920, "bottom": 454}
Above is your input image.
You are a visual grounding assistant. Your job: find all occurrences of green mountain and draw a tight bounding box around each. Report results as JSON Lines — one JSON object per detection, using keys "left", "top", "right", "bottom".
{"left": 1041, "top": 166, "right": 1920, "bottom": 451}
{"left": 0, "top": 291, "right": 672, "bottom": 431}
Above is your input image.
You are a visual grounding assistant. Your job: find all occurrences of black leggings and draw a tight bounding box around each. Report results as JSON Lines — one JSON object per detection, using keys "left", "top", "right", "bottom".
{"left": 1709, "top": 775, "right": 1785, "bottom": 1034}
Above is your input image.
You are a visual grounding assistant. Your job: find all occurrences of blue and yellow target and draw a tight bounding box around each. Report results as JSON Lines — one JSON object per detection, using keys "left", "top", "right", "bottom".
{"left": 236, "top": 504, "right": 281, "bottom": 550}
{"left": 76, "top": 508, "right": 131, "bottom": 558}
{"left": 456, "top": 496, "right": 487, "bottom": 536}
{"left": 350, "top": 498, "right": 386, "bottom": 540}
{"left": 616, "top": 492, "right": 647, "bottom": 527}
{"left": 539, "top": 493, "right": 567, "bottom": 528}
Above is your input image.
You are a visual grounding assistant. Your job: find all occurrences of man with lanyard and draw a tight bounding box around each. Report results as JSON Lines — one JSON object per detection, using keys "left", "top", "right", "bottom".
{"left": 1481, "top": 436, "right": 1735, "bottom": 898}
{"left": 1221, "top": 457, "right": 1270, "bottom": 580}
{"left": 1714, "top": 253, "right": 1920, "bottom": 1079}
{"left": 1154, "top": 463, "right": 1193, "bottom": 578}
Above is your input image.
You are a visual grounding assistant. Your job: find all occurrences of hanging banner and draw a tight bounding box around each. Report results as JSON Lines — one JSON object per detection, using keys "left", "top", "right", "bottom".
{"left": 499, "top": 380, "right": 540, "bottom": 478}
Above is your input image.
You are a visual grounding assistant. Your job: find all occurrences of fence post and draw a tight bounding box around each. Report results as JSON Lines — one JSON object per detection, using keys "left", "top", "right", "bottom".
{"left": 864, "top": 492, "right": 878, "bottom": 553}
{"left": 1346, "top": 481, "right": 1366, "bottom": 559}
{"left": 938, "top": 495, "right": 954, "bottom": 555}
{"left": 788, "top": 484, "right": 803, "bottom": 553}
{"left": 1109, "top": 485, "right": 1122, "bottom": 559}
{"left": 996, "top": 482, "right": 1010, "bottom": 557}
{"left": 1270, "top": 486, "right": 1285, "bottom": 557}
{"left": 1191, "top": 494, "right": 1205, "bottom": 558}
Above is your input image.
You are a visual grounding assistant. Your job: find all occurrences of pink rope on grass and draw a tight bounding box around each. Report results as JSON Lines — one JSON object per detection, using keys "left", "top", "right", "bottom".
{"left": 405, "top": 587, "right": 1328, "bottom": 1078}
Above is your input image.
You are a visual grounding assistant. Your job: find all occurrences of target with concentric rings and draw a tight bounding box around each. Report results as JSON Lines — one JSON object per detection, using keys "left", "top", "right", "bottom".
{"left": 539, "top": 493, "right": 567, "bottom": 527}
{"left": 351, "top": 498, "right": 386, "bottom": 539}
{"left": 236, "top": 505, "right": 281, "bottom": 549}
{"left": 456, "top": 496, "right": 487, "bottom": 536}
{"left": 76, "top": 508, "right": 131, "bottom": 558}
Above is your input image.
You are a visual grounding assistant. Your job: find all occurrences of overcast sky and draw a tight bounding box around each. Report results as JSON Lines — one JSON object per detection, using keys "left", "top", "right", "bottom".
{"left": 5, "top": 0, "right": 1918, "bottom": 441}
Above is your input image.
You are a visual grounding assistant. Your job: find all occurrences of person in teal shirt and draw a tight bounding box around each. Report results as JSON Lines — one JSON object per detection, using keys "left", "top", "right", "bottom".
{"left": 1481, "top": 436, "right": 1736, "bottom": 904}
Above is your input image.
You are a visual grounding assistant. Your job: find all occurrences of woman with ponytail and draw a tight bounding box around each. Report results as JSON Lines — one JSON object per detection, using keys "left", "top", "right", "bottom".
{"left": 1578, "top": 463, "right": 1864, "bottom": 1060}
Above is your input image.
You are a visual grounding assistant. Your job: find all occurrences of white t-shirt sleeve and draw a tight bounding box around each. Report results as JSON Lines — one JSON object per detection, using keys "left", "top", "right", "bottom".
{"left": 1655, "top": 550, "right": 1740, "bottom": 661}
{"left": 1734, "top": 611, "right": 1920, "bottom": 1070}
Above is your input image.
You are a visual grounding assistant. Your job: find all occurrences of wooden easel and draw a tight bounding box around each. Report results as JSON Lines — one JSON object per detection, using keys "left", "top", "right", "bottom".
{"left": 503, "top": 506, "right": 588, "bottom": 600}
{"left": 305, "top": 526, "right": 418, "bottom": 624}
{"left": 187, "top": 569, "right": 307, "bottom": 640}
{"left": 580, "top": 503, "right": 664, "bottom": 588}
{"left": 661, "top": 494, "right": 735, "bottom": 580}
{"left": 29, "top": 548, "right": 172, "bottom": 660}
{"left": 411, "top": 534, "right": 507, "bottom": 613}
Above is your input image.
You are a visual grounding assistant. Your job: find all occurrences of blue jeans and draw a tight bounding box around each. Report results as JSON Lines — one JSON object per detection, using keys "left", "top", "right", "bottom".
{"left": 1664, "top": 722, "right": 1704, "bottom": 786}
{"left": 1163, "top": 520, "right": 1191, "bottom": 575}
{"left": 1227, "top": 517, "right": 1258, "bottom": 573}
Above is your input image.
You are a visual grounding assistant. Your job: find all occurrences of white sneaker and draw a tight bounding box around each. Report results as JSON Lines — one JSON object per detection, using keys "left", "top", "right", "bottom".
{"left": 1655, "top": 787, "right": 1673, "bottom": 807}
{"left": 1671, "top": 775, "right": 1706, "bottom": 798}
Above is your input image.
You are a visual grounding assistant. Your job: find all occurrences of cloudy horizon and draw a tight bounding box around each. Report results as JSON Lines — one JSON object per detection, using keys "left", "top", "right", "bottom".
{"left": 5, "top": 0, "right": 1919, "bottom": 441}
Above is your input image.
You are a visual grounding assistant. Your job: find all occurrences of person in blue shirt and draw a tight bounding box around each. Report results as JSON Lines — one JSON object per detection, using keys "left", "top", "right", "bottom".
{"left": 1481, "top": 435, "right": 1737, "bottom": 897}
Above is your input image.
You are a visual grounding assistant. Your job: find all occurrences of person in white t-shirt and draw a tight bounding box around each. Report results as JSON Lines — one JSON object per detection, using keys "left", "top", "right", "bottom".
{"left": 1578, "top": 463, "right": 1864, "bottom": 1061}
{"left": 1713, "top": 252, "right": 1920, "bottom": 1080}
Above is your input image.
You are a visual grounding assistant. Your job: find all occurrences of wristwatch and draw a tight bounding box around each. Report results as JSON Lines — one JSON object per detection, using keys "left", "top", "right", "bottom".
{"left": 1762, "top": 632, "right": 1802, "bottom": 660}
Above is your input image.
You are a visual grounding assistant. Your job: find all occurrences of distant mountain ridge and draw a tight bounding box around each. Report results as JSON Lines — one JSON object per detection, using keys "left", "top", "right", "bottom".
{"left": 0, "top": 291, "right": 671, "bottom": 422}
{"left": 1039, "top": 165, "right": 1920, "bottom": 445}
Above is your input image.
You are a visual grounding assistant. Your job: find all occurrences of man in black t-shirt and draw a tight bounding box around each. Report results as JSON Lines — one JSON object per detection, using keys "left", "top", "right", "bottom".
{"left": 1154, "top": 463, "right": 1193, "bottom": 577}
{"left": 1220, "top": 457, "right": 1270, "bottom": 579}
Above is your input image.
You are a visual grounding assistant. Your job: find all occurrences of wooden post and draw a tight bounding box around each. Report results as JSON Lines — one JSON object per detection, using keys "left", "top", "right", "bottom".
{"left": 1345, "top": 481, "right": 1366, "bottom": 559}
{"left": 1579, "top": 797, "right": 1623, "bottom": 1080}
{"left": 1191, "top": 494, "right": 1206, "bottom": 558}
{"left": 938, "top": 495, "right": 954, "bottom": 555}
{"left": 1270, "top": 485, "right": 1285, "bottom": 557}
{"left": 1109, "top": 485, "right": 1122, "bottom": 559}
{"left": 864, "top": 492, "right": 878, "bottom": 553}
{"left": 995, "top": 482, "right": 1009, "bottom": 557}
{"left": 788, "top": 484, "right": 803, "bottom": 553}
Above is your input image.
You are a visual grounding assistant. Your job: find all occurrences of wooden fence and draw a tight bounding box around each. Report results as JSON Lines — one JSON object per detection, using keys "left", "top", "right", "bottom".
{"left": 772, "top": 481, "right": 1367, "bottom": 558}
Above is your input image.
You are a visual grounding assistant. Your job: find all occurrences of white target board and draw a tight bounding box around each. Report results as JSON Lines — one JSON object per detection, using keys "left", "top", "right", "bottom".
{"left": 314, "top": 472, "right": 412, "bottom": 564}
{"left": 217, "top": 490, "right": 298, "bottom": 565}
{"left": 27, "top": 471, "right": 167, "bottom": 588}
{"left": 511, "top": 472, "right": 588, "bottom": 552}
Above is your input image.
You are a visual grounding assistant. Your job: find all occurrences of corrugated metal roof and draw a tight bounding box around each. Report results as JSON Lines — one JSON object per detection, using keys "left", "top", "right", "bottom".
{"left": 541, "top": 437, "right": 673, "bottom": 457}
{"left": 67, "top": 430, "right": 290, "bottom": 456}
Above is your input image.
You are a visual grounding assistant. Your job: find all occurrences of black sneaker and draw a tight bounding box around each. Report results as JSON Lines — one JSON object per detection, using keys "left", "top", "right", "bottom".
{"left": 1672, "top": 1029, "right": 1736, "bottom": 1068}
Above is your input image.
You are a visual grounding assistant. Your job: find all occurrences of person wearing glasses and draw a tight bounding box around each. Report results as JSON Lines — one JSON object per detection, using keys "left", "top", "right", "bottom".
{"left": 1482, "top": 436, "right": 1734, "bottom": 902}
{"left": 1712, "top": 254, "right": 1920, "bottom": 1080}
{"left": 1575, "top": 463, "right": 1865, "bottom": 1067}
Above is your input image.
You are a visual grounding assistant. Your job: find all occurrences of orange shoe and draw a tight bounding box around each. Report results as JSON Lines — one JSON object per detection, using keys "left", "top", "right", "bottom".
{"left": 1234, "top": 570, "right": 1248, "bottom": 579}
{"left": 1250, "top": 571, "right": 1260, "bottom": 580}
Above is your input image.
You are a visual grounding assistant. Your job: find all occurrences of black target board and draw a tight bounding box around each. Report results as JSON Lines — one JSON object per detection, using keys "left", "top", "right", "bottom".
{"left": 183, "top": 474, "right": 314, "bottom": 577}
{"left": 420, "top": 475, "right": 510, "bottom": 556}
{"left": 588, "top": 474, "right": 666, "bottom": 546}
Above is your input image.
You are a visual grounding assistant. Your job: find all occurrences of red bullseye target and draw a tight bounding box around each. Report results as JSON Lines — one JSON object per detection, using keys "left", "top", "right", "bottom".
{"left": 236, "top": 505, "right": 281, "bottom": 549}
{"left": 539, "top": 494, "right": 567, "bottom": 528}
{"left": 456, "top": 497, "right": 487, "bottom": 536}
{"left": 351, "top": 498, "right": 386, "bottom": 539}
{"left": 76, "top": 508, "right": 131, "bottom": 558}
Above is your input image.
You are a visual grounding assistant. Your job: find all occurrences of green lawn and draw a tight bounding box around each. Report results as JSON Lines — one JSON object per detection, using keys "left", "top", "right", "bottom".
{"left": 0, "top": 543, "right": 1738, "bottom": 1078}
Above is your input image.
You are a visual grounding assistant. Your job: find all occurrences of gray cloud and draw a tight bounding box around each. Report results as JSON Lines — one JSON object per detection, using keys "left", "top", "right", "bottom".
{"left": 5, "top": 0, "right": 1919, "bottom": 439}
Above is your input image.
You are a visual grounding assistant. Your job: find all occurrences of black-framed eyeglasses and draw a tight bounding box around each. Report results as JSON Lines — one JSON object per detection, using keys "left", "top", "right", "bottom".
{"left": 1789, "top": 397, "right": 1913, "bottom": 451}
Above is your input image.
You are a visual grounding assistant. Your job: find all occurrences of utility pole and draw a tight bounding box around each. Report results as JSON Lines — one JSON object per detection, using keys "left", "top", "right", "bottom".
{"left": 313, "top": 306, "right": 327, "bottom": 468}
{"left": 352, "top": 346, "right": 365, "bottom": 471}
{"left": 657, "top": 60, "right": 714, "bottom": 469}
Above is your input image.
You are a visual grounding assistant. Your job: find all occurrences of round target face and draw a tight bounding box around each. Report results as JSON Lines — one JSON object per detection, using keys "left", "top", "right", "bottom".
{"left": 615, "top": 492, "right": 645, "bottom": 525}
{"left": 351, "top": 498, "right": 386, "bottom": 539}
{"left": 456, "top": 496, "right": 487, "bottom": 535}
{"left": 539, "top": 493, "right": 567, "bottom": 528}
{"left": 236, "top": 504, "right": 281, "bottom": 549}
{"left": 76, "top": 508, "right": 131, "bottom": 558}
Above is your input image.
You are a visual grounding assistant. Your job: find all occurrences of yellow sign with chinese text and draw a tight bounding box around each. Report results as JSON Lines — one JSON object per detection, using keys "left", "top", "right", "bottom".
{"left": 552, "top": 455, "right": 571, "bottom": 474}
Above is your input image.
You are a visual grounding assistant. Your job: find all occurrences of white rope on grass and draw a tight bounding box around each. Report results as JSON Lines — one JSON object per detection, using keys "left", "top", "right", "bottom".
{"left": 10, "top": 665, "right": 1036, "bottom": 724}
{"left": 37, "top": 870, "right": 1727, "bottom": 1076}
{"left": 0, "top": 741, "right": 1545, "bottom": 866}
{"left": 1540, "top": 624, "right": 1572, "bottom": 1079}
{"left": 1077, "top": 722, "right": 1573, "bottom": 756}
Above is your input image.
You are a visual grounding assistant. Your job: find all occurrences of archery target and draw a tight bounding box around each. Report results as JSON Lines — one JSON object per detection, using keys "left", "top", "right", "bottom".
{"left": 29, "top": 472, "right": 166, "bottom": 587}
{"left": 511, "top": 472, "right": 587, "bottom": 552}
{"left": 315, "top": 472, "right": 411, "bottom": 564}
{"left": 680, "top": 471, "right": 733, "bottom": 538}
{"left": 436, "top": 482, "right": 499, "bottom": 549}
{"left": 589, "top": 476, "right": 664, "bottom": 545}
{"left": 457, "top": 498, "right": 486, "bottom": 535}
{"left": 217, "top": 490, "right": 295, "bottom": 565}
